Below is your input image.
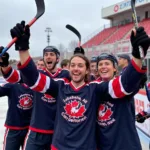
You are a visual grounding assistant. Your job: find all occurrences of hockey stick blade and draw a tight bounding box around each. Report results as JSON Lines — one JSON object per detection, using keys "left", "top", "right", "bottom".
{"left": 66, "top": 24, "right": 81, "bottom": 47}
{"left": 0, "top": 0, "right": 45, "bottom": 57}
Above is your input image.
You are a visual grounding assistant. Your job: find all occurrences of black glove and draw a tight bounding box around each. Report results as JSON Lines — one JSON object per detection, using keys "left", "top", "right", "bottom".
{"left": 139, "top": 73, "right": 147, "bottom": 89}
{"left": 130, "top": 27, "right": 150, "bottom": 59}
{"left": 74, "top": 46, "right": 85, "bottom": 55}
{"left": 0, "top": 46, "right": 9, "bottom": 67}
{"left": 136, "top": 111, "right": 148, "bottom": 123}
{"left": 10, "top": 21, "right": 30, "bottom": 51}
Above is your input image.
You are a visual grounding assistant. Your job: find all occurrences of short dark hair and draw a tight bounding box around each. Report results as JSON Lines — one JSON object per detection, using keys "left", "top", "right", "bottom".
{"left": 60, "top": 59, "right": 69, "bottom": 68}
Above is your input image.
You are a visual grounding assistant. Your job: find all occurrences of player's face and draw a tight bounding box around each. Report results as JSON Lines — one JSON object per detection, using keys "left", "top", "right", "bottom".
{"left": 37, "top": 60, "right": 45, "bottom": 69}
{"left": 43, "top": 52, "right": 57, "bottom": 71}
{"left": 90, "top": 62, "right": 97, "bottom": 75}
{"left": 118, "top": 57, "right": 125, "bottom": 68}
{"left": 69, "top": 57, "right": 88, "bottom": 83}
{"left": 98, "top": 60, "right": 116, "bottom": 81}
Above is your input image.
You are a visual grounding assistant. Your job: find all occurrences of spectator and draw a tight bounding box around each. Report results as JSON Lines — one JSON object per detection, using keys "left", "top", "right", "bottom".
{"left": 36, "top": 58, "right": 45, "bottom": 69}
{"left": 118, "top": 54, "right": 130, "bottom": 74}
{"left": 60, "top": 59, "right": 69, "bottom": 70}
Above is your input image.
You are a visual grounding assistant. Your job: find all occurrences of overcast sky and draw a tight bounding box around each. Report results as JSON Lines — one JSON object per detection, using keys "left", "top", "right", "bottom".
{"left": 0, "top": 0, "right": 121, "bottom": 59}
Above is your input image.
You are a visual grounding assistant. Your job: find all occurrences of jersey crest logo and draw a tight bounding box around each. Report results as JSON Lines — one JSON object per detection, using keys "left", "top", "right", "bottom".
{"left": 62, "top": 96, "right": 87, "bottom": 123}
{"left": 18, "top": 94, "right": 33, "bottom": 110}
{"left": 41, "top": 94, "right": 56, "bottom": 103}
{"left": 97, "top": 102, "right": 115, "bottom": 126}
{"left": 64, "top": 100, "right": 86, "bottom": 118}
{"left": 98, "top": 104, "right": 112, "bottom": 121}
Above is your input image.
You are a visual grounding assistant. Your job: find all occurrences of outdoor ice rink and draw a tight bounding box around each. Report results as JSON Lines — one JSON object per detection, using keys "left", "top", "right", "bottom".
{"left": 0, "top": 97, "right": 149, "bottom": 150}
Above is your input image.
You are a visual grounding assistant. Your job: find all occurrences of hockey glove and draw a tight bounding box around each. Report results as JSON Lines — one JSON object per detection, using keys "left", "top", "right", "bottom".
{"left": 0, "top": 46, "right": 9, "bottom": 67}
{"left": 136, "top": 111, "right": 149, "bottom": 123}
{"left": 10, "top": 21, "right": 30, "bottom": 51}
{"left": 74, "top": 46, "right": 85, "bottom": 55}
{"left": 130, "top": 27, "right": 150, "bottom": 59}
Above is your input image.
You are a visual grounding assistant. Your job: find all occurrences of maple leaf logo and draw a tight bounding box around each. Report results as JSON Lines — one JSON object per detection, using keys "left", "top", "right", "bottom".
{"left": 98, "top": 104, "right": 113, "bottom": 121}
{"left": 64, "top": 100, "right": 86, "bottom": 118}
{"left": 19, "top": 96, "right": 32, "bottom": 108}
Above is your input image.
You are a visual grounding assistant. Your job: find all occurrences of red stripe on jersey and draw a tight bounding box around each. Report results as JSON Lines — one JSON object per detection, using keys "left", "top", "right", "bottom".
{"left": 2, "top": 66, "right": 12, "bottom": 74}
{"left": 131, "top": 59, "right": 147, "bottom": 73}
{"left": 32, "top": 73, "right": 46, "bottom": 92}
{"left": 29, "top": 126, "right": 54, "bottom": 134}
{"left": 23, "top": 130, "right": 30, "bottom": 150}
{"left": 148, "top": 83, "right": 150, "bottom": 89}
{"left": 6, "top": 70, "right": 20, "bottom": 83}
{"left": 51, "top": 145, "right": 58, "bottom": 150}
{"left": 44, "top": 68, "right": 62, "bottom": 78}
{"left": 4, "top": 124, "right": 29, "bottom": 130}
{"left": 17, "top": 56, "right": 31, "bottom": 69}
{"left": 112, "top": 77, "right": 125, "bottom": 98}
{"left": 3, "top": 128, "right": 9, "bottom": 150}
{"left": 70, "top": 81, "right": 86, "bottom": 91}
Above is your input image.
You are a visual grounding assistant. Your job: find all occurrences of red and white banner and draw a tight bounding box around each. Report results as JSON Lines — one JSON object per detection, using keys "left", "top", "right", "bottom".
{"left": 102, "top": 0, "right": 148, "bottom": 18}
{"left": 134, "top": 90, "right": 150, "bottom": 137}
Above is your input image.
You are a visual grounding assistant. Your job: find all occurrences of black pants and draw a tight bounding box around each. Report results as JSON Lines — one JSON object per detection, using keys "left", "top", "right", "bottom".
{"left": 23, "top": 130, "right": 53, "bottom": 150}
{"left": 3, "top": 128, "right": 28, "bottom": 150}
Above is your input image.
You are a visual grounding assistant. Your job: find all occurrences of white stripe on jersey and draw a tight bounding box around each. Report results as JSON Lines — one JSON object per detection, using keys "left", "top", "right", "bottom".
{"left": 30, "top": 73, "right": 41, "bottom": 89}
{"left": 109, "top": 76, "right": 132, "bottom": 98}
{"left": 119, "top": 76, "right": 132, "bottom": 96}
{"left": 41, "top": 75, "right": 50, "bottom": 93}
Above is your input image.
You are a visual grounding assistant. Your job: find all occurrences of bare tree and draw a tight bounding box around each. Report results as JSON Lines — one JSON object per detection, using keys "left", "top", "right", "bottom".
{"left": 68, "top": 40, "right": 78, "bottom": 51}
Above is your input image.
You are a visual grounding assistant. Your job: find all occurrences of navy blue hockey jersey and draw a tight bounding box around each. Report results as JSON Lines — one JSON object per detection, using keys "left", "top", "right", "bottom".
{"left": 17, "top": 57, "right": 146, "bottom": 150}
{"left": 96, "top": 79, "right": 142, "bottom": 150}
{"left": 3, "top": 66, "right": 70, "bottom": 134}
{"left": 0, "top": 83, "right": 33, "bottom": 130}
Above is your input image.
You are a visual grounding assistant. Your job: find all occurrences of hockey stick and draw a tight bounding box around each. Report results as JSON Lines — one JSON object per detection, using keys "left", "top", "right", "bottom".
{"left": 131, "top": 0, "right": 144, "bottom": 59}
{"left": 131, "top": 0, "right": 150, "bottom": 102}
{"left": 66, "top": 24, "right": 81, "bottom": 47}
{"left": 136, "top": 114, "right": 150, "bottom": 121}
{"left": 0, "top": 0, "right": 45, "bottom": 57}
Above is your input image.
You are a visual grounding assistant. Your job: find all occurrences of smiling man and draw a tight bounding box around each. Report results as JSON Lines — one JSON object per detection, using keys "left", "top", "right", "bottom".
{"left": 43, "top": 46, "right": 60, "bottom": 73}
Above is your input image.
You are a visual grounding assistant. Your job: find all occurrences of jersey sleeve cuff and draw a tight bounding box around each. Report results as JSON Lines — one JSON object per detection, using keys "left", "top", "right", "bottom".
{"left": 131, "top": 59, "right": 147, "bottom": 73}
{"left": 1, "top": 66, "right": 12, "bottom": 75}
{"left": 17, "top": 57, "right": 31, "bottom": 69}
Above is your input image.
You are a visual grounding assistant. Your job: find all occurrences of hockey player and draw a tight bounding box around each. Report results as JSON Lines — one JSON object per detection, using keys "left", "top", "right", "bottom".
{"left": 90, "top": 56, "right": 99, "bottom": 80}
{"left": 0, "top": 49, "right": 33, "bottom": 150}
{"left": 8, "top": 21, "right": 150, "bottom": 150}
{"left": 96, "top": 53, "right": 143, "bottom": 150}
{"left": 1, "top": 32, "right": 70, "bottom": 150}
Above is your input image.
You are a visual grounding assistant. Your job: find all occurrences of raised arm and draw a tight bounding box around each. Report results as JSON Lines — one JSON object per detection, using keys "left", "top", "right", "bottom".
{"left": 2, "top": 66, "right": 22, "bottom": 83}
{"left": 0, "top": 47, "right": 22, "bottom": 83}
{"left": 8, "top": 21, "right": 58, "bottom": 97}
{"left": 96, "top": 27, "right": 150, "bottom": 98}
